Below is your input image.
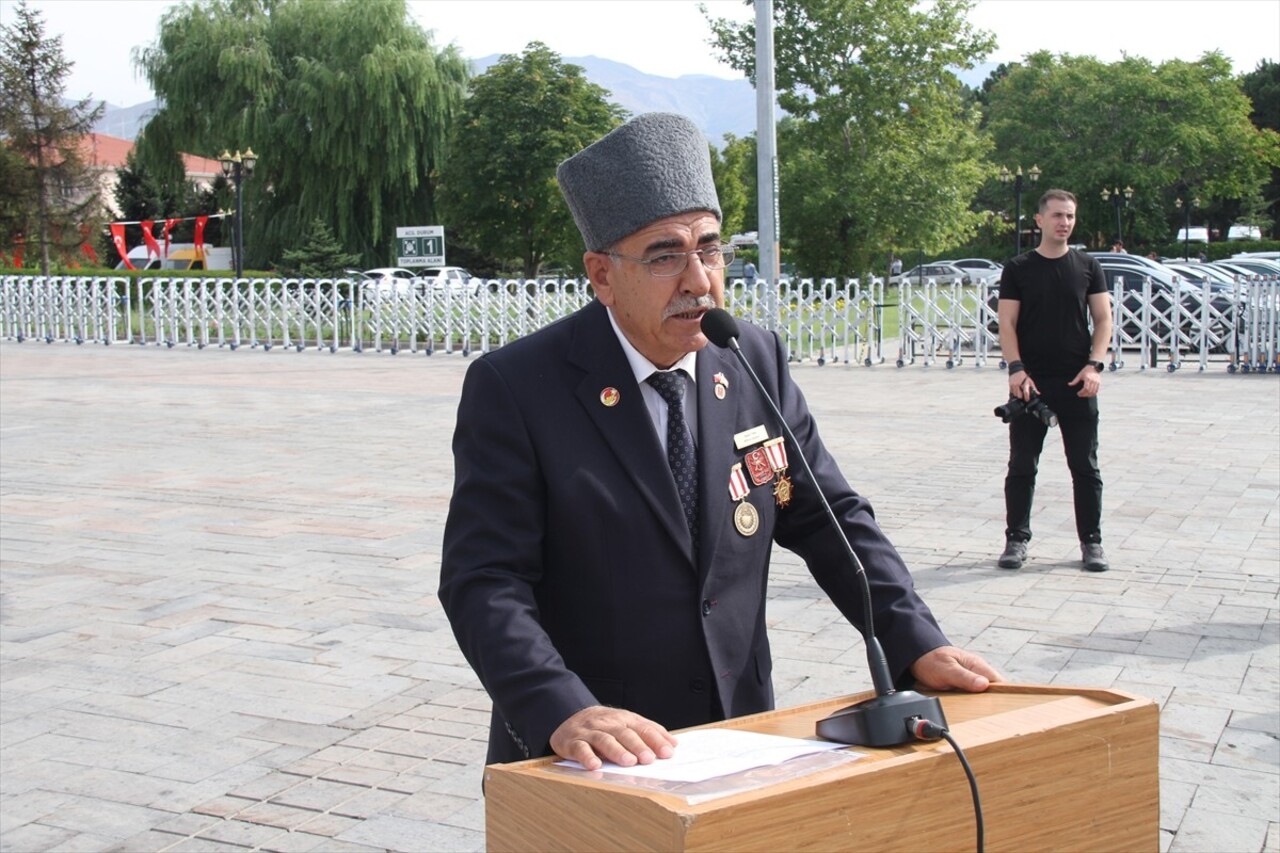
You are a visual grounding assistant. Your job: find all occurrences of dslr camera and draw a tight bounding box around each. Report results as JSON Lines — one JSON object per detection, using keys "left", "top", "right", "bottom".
{"left": 994, "top": 393, "right": 1058, "bottom": 427}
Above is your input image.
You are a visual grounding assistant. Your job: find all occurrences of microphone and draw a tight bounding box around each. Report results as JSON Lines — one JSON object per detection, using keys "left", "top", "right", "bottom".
{"left": 701, "top": 308, "right": 947, "bottom": 747}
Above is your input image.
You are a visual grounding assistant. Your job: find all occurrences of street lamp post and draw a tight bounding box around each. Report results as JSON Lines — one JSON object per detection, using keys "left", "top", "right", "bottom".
{"left": 219, "top": 148, "right": 257, "bottom": 278}
{"left": 999, "top": 165, "right": 1041, "bottom": 255}
{"left": 1101, "top": 186, "right": 1134, "bottom": 247}
{"left": 1175, "top": 194, "right": 1200, "bottom": 260}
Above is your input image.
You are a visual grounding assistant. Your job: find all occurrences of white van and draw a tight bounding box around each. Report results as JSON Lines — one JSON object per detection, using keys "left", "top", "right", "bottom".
{"left": 1227, "top": 224, "right": 1262, "bottom": 241}
{"left": 1175, "top": 226, "right": 1209, "bottom": 243}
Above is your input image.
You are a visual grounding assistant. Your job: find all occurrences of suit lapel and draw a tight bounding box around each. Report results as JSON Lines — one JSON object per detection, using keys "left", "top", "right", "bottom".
{"left": 569, "top": 302, "right": 693, "bottom": 559}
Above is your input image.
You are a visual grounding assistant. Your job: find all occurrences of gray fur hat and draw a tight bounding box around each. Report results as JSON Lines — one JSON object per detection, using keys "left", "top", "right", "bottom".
{"left": 556, "top": 112, "right": 721, "bottom": 252}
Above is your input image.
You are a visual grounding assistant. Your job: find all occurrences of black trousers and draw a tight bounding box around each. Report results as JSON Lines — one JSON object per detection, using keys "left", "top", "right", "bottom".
{"left": 1004, "top": 375, "right": 1103, "bottom": 544}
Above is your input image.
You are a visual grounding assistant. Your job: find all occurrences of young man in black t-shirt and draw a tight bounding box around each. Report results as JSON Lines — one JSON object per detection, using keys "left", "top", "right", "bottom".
{"left": 996, "top": 189, "right": 1113, "bottom": 572}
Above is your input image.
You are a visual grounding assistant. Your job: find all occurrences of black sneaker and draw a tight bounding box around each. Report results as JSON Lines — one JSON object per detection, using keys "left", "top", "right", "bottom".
{"left": 1082, "top": 542, "right": 1109, "bottom": 572}
{"left": 998, "top": 539, "right": 1027, "bottom": 569}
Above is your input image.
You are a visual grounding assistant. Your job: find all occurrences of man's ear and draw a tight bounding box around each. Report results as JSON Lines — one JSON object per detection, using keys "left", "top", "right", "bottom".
{"left": 584, "top": 252, "right": 615, "bottom": 306}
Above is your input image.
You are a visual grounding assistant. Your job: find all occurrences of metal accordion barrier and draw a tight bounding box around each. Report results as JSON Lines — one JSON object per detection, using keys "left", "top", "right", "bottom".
{"left": 3, "top": 273, "right": 1277, "bottom": 374}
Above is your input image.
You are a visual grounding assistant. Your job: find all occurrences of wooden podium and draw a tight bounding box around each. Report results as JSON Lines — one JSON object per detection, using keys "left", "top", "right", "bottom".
{"left": 484, "top": 684, "right": 1158, "bottom": 852}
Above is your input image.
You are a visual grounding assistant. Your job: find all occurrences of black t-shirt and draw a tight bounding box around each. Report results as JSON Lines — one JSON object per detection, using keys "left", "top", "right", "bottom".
{"left": 999, "top": 249, "right": 1107, "bottom": 376}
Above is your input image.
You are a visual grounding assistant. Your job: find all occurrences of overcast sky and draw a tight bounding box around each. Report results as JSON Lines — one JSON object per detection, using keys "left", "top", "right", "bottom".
{"left": 3, "top": 0, "right": 1278, "bottom": 107}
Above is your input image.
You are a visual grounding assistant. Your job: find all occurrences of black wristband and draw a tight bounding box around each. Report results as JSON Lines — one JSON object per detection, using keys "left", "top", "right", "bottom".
{"left": 1007, "top": 360, "right": 1025, "bottom": 375}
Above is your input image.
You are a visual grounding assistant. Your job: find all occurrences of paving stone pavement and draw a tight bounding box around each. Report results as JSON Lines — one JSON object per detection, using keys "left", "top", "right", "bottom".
{"left": 1, "top": 340, "right": 1276, "bottom": 853}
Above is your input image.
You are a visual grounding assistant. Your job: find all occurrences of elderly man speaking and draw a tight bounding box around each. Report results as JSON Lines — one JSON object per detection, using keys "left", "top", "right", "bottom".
{"left": 439, "top": 112, "right": 1001, "bottom": 771}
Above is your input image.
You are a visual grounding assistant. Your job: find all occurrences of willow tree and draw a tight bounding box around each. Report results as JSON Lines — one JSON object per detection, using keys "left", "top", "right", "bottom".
{"left": 437, "top": 43, "right": 623, "bottom": 278}
{"left": 134, "top": 0, "right": 468, "bottom": 269}
{"left": 1, "top": 1, "right": 104, "bottom": 274}
{"left": 707, "top": 0, "right": 994, "bottom": 277}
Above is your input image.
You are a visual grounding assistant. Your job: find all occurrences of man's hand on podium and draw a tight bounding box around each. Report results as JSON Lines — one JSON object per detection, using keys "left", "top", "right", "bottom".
{"left": 550, "top": 705, "right": 679, "bottom": 771}
{"left": 910, "top": 645, "right": 1004, "bottom": 693}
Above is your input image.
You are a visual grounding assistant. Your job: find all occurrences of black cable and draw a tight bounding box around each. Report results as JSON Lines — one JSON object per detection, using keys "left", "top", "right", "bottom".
{"left": 909, "top": 718, "right": 984, "bottom": 853}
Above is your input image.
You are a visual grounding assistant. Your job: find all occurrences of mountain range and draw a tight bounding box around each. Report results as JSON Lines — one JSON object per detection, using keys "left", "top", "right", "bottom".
{"left": 92, "top": 55, "right": 998, "bottom": 145}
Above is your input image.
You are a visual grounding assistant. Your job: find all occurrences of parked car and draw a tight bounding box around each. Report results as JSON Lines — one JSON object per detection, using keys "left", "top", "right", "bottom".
{"left": 361, "top": 267, "right": 418, "bottom": 298}
{"left": 1098, "top": 261, "right": 1232, "bottom": 344}
{"left": 421, "top": 266, "right": 480, "bottom": 296}
{"left": 1212, "top": 257, "right": 1280, "bottom": 277}
{"left": 889, "top": 262, "right": 971, "bottom": 286}
{"left": 1088, "top": 251, "right": 1170, "bottom": 274}
{"left": 948, "top": 258, "right": 1003, "bottom": 282}
{"left": 1163, "top": 262, "right": 1239, "bottom": 293}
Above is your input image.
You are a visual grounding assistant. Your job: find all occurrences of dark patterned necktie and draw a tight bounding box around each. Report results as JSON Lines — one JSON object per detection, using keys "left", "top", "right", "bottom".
{"left": 647, "top": 371, "right": 699, "bottom": 544}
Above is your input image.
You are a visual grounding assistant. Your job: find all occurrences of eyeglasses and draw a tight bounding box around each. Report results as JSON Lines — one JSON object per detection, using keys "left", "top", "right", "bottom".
{"left": 608, "top": 244, "right": 736, "bottom": 277}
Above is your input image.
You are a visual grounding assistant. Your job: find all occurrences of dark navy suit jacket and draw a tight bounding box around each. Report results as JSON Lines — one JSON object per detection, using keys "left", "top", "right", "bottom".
{"left": 438, "top": 300, "right": 948, "bottom": 764}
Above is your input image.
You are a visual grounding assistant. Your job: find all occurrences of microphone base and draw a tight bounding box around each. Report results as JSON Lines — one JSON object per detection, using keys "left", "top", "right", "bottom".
{"left": 815, "top": 690, "right": 947, "bottom": 747}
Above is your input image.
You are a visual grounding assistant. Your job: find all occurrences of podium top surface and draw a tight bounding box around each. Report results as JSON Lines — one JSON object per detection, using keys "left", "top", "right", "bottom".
{"left": 484, "top": 683, "right": 1155, "bottom": 811}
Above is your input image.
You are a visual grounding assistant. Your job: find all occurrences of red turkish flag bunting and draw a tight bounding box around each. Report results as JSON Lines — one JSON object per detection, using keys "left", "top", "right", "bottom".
{"left": 110, "top": 223, "right": 134, "bottom": 269}
{"left": 163, "top": 218, "right": 181, "bottom": 257}
{"left": 140, "top": 221, "right": 161, "bottom": 260}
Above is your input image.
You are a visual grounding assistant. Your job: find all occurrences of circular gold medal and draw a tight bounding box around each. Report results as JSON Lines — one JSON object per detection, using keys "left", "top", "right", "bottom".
{"left": 733, "top": 500, "right": 760, "bottom": 537}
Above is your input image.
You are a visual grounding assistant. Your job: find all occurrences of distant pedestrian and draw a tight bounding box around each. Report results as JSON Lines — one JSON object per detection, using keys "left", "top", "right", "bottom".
{"left": 890, "top": 255, "right": 902, "bottom": 279}
{"left": 1111, "top": 240, "right": 1126, "bottom": 253}
{"left": 743, "top": 260, "right": 757, "bottom": 288}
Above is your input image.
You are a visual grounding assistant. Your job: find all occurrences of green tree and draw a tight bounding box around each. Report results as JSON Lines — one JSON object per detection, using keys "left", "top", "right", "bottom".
{"left": 135, "top": 0, "right": 468, "bottom": 270}
{"left": 710, "top": 140, "right": 747, "bottom": 240}
{"left": 706, "top": 0, "right": 995, "bottom": 276}
{"left": 0, "top": 142, "right": 33, "bottom": 265}
{"left": 0, "top": 0, "right": 104, "bottom": 274}
{"left": 278, "top": 218, "right": 360, "bottom": 278}
{"left": 1241, "top": 59, "right": 1280, "bottom": 237}
{"left": 719, "top": 133, "right": 758, "bottom": 238}
{"left": 984, "top": 52, "right": 1280, "bottom": 248}
{"left": 436, "top": 43, "right": 623, "bottom": 278}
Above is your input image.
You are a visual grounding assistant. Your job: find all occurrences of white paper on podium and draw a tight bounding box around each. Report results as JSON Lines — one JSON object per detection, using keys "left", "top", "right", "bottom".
{"left": 555, "top": 728, "right": 853, "bottom": 783}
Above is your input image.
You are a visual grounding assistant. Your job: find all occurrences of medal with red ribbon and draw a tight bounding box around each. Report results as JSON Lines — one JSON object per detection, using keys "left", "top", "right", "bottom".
{"left": 763, "top": 437, "right": 793, "bottom": 508}
{"left": 728, "top": 463, "right": 759, "bottom": 536}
